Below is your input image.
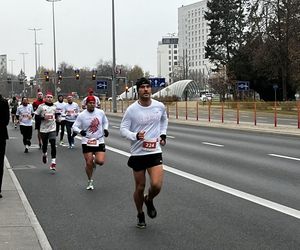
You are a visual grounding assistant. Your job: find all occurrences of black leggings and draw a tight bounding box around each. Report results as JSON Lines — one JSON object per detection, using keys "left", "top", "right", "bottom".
{"left": 65, "top": 121, "right": 74, "bottom": 146}
{"left": 0, "top": 140, "right": 6, "bottom": 193}
{"left": 40, "top": 131, "right": 56, "bottom": 158}
{"left": 20, "top": 125, "right": 32, "bottom": 146}
{"left": 56, "top": 120, "right": 65, "bottom": 141}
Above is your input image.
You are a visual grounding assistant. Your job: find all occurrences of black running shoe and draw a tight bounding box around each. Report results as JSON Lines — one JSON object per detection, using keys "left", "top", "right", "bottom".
{"left": 42, "top": 155, "right": 47, "bottom": 164}
{"left": 136, "top": 212, "right": 146, "bottom": 229}
{"left": 144, "top": 195, "right": 157, "bottom": 219}
{"left": 24, "top": 148, "right": 28, "bottom": 153}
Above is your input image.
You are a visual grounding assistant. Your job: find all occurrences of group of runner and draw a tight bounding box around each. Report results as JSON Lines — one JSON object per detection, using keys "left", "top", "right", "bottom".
{"left": 9, "top": 78, "right": 168, "bottom": 228}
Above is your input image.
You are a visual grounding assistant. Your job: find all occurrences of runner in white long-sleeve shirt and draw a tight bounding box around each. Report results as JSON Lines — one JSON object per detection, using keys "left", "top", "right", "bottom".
{"left": 72, "top": 96, "right": 109, "bottom": 190}
{"left": 16, "top": 97, "right": 34, "bottom": 153}
{"left": 120, "top": 77, "right": 168, "bottom": 229}
{"left": 54, "top": 94, "right": 66, "bottom": 145}
{"left": 64, "top": 95, "right": 79, "bottom": 148}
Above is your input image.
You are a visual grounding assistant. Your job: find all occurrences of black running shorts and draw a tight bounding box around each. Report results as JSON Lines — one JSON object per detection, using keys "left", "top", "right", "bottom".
{"left": 127, "top": 153, "right": 163, "bottom": 172}
{"left": 82, "top": 143, "right": 106, "bottom": 154}
{"left": 40, "top": 131, "right": 56, "bottom": 141}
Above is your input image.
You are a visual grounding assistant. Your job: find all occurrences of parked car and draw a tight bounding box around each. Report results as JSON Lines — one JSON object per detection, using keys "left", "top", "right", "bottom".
{"left": 108, "top": 95, "right": 123, "bottom": 101}
{"left": 200, "top": 93, "right": 212, "bottom": 102}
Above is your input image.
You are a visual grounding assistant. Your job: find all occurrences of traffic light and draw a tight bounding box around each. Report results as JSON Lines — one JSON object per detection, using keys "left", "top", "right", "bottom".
{"left": 7, "top": 77, "right": 11, "bottom": 84}
{"left": 92, "top": 70, "right": 97, "bottom": 80}
{"left": 44, "top": 71, "right": 50, "bottom": 82}
{"left": 57, "top": 71, "right": 62, "bottom": 81}
{"left": 75, "top": 69, "right": 80, "bottom": 80}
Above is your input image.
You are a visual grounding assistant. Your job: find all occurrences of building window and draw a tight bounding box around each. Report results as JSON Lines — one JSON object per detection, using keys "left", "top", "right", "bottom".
{"left": 169, "top": 67, "right": 172, "bottom": 71}
{"left": 174, "top": 50, "right": 177, "bottom": 54}
{"left": 174, "top": 44, "right": 177, "bottom": 48}
{"left": 174, "top": 56, "right": 177, "bottom": 60}
{"left": 174, "top": 62, "right": 178, "bottom": 66}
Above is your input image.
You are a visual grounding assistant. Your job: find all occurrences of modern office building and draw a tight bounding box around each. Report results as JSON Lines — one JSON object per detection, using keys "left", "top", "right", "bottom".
{"left": 157, "top": 35, "right": 179, "bottom": 85}
{"left": 178, "top": 0, "right": 211, "bottom": 87}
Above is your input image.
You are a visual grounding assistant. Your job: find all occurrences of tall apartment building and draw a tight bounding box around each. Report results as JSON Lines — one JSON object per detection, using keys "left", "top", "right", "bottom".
{"left": 157, "top": 35, "right": 179, "bottom": 85}
{"left": 178, "top": 0, "right": 211, "bottom": 86}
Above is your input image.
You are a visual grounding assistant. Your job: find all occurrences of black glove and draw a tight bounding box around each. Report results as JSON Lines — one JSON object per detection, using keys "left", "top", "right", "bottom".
{"left": 104, "top": 129, "right": 109, "bottom": 137}
{"left": 71, "top": 131, "right": 78, "bottom": 138}
{"left": 36, "top": 115, "right": 45, "bottom": 121}
{"left": 160, "top": 134, "right": 167, "bottom": 144}
{"left": 80, "top": 130, "right": 87, "bottom": 136}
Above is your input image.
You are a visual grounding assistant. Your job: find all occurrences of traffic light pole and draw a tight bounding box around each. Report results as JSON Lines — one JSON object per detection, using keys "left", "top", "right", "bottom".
{"left": 111, "top": 0, "right": 117, "bottom": 113}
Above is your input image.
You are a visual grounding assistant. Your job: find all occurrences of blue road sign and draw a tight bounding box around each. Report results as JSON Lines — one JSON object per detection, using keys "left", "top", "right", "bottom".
{"left": 96, "top": 80, "right": 108, "bottom": 90}
{"left": 237, "top": 81, "right": 250, "bottom": 91}
{"left": 149, "top": 78, "right": 166, "bottom": 88}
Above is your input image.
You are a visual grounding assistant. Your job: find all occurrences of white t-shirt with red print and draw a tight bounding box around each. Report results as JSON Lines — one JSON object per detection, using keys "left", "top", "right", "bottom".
{"left": 72, "top": 109, "right": 109, "bottom": 145}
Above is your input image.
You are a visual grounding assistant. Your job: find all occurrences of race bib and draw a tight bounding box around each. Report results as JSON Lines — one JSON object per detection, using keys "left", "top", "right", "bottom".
{"left": 87, "top": 138, "right": 99, "bottom": 147}
{"left": 45, "top": 113, "right": 54, "bottom": 120}
{"left": 142, "top": 139, "right": 157, "bottom": 151}
{"left": 22, "top": 113, "right": 30, "bottom": 121}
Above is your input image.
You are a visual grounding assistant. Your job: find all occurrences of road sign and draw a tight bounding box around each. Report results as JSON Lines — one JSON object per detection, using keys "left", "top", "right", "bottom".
{"left": 237, "top": 81, "right": 250, "bottom": 91}
{"left": 149, "top": 77, "right": 166, "bottom": 88}
{"left": 273, "top": 84, "right": 278, "bottom": 90}
{"left": 56, "top": 87, "right": 61, "bottom": 92}
{"left": 96, "top": 80, "right": 108, "bottom": 90}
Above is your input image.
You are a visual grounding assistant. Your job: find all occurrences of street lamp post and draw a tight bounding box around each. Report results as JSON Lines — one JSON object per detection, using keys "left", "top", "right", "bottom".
{"left": 19, "top": 52, "right": 28, "bottom": 95}
{"left": 9, "top": 59, "right": 15, "bottom": 96}
{"left": 36, "top": 43, "right": 43, "bottom": 72}
{"left": 46, "top": 0, "right": 61, "bottom": 97}
{"left": 28, "top": 28, "right": 42, "bottom": 79}
{"left": 112, "top": 0, "right": 117, "bottom": 113}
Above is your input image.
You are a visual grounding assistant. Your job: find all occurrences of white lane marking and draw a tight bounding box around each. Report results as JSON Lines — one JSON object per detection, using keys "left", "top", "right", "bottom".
{"left": 112, "top": 125, "right": 119, "bottom": 129}
{"left": 163, "top": 165, "right": 300, "bottom": 220}
{"left": 202, "top": 142, "right": 224, "bottom": 147}
{"left": 167, "top": 135, "right": 175, "bottom": 139}
{"left": 269, "top": 154, "right": 300, "bottom": 162}
{"left": 4, "top": 157, "right": 52, "bottom": 250}
{"left": 105, "top": 146, "right": 300, "bottom": 220}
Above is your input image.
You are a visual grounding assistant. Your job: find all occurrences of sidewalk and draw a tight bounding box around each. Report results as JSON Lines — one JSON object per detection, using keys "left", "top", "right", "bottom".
{"left": 0, "top": 157, "right": 51, "bottom": 250}
{"left": 106, "top": 111, "right": 300, "bottom": 137}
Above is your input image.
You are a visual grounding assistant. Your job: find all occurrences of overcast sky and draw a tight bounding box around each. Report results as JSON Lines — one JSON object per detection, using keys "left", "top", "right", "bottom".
{"left": 0, "top": 0, "right": 198, "bottom": 78}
